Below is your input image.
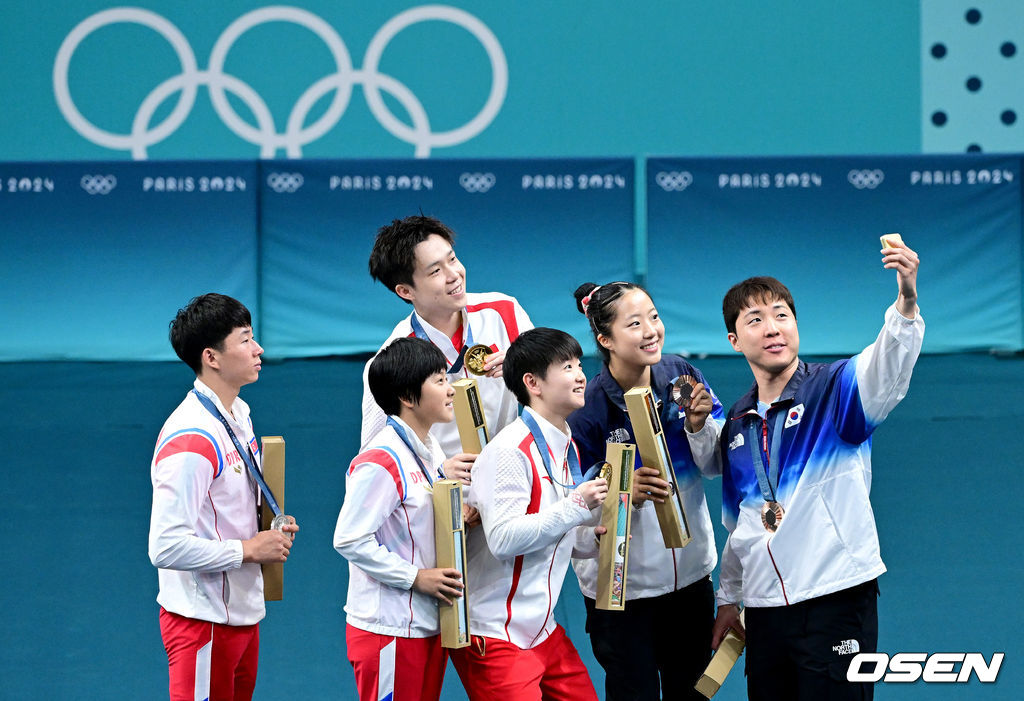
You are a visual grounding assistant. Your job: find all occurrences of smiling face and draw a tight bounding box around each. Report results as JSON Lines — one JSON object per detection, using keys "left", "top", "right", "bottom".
{"left": 728, "top": 296, "right": 800, "bottom": 382}
{"left": 527, "top": 356, "right": 587, "bottom": 426}
{"left": 408, "top": 370, "right": 456, "bottom": 427}
{"left": 598, "top": 288, "right": 665, "bottom": 371}
{"left": 395, "top": 233, "right": 467, "bottom": 320}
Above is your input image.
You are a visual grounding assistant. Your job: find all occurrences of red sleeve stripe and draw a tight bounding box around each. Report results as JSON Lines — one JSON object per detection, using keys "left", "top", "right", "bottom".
{"left": 155, "top": 431, "right": 223, "bottom": 477}
{"left": 517, "top": 435, "right": 544, "bottom": 514}
{"left": 504, "top": 433, "right": 544, "bottom": 640}
{"left": 349, "top": 447, "right": 406, "bottom": 502}
{"left": 465, "top": 299, "right": 521, "bottom": 342}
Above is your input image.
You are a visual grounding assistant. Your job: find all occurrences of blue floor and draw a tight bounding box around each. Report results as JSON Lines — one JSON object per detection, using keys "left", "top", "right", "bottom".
{"left": 2, "top": 353, "right": 1021, "bottom": 699}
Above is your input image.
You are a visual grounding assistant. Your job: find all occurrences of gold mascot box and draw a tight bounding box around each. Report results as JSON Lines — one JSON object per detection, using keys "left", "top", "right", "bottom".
{"left": 259, "top": 436, "right": 285, "bottom": 601}
{"left": 452, "top": 378, "right": 489, "bottom": 453}
{"left": 623, "top": 387, "right": 691, "bottom": 548}
{"left": 432, "top": 479, "right": 470, "bottom": 648}
{"left": 596, "top": 443, "right": 635, "bottom": 611}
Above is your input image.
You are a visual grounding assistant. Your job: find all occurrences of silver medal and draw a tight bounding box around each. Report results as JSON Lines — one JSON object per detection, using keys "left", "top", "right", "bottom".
{"left": 271, "top": 514, "right": 290, "bottom": 531}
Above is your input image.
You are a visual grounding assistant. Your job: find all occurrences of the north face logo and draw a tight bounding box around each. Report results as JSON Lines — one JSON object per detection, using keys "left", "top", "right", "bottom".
{"left": 607, "top": 427, "right": 631, "bottom": 443}
{"left": 834, "top": 639, "right": 861, "bottom": 655}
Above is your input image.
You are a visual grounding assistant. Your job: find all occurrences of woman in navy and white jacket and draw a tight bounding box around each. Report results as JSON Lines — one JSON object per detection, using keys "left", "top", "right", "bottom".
{"left": 567, "top": 281, "right": 725, "bottom": 701}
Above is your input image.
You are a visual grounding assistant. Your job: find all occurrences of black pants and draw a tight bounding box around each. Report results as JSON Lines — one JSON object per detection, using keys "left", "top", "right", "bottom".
{"left": 745, "top": 579, "right": 879, "bottom": 701}
{"left": 584, "top": 576, "right": 714, "bottom": 701}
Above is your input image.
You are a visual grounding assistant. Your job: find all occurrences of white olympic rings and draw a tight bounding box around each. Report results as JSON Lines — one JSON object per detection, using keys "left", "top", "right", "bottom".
{"left": 266, "top": 172, "right": 304, "bottom": 193}
{"left": 847, "top": 169, "right": 884, "bottom": 189}
{"left": 655, "top": 171, "right": 693, "bottom": 191}
{"left": 80, "top": 175, "right": 118, "bottom": 195}
{"left": 53, "top": 5, "right": 508, "bottom": 159}
{"left": 459, "top": 172, "right": 496, "bottom": 193}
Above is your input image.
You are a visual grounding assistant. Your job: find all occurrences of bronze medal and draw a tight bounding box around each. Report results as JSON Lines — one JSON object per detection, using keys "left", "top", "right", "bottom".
{"left": 463, "top": 344, "right": 491, "bottom": 376}
{"left": 761, "top": 501, "right": 785, "bottom": 532}
{"left": 671, "top": 375, "right": 697, "bottom": 409}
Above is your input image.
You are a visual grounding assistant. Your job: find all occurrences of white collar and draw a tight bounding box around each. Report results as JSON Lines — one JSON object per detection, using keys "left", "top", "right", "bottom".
{"left": 193, "top": 378, "right": 243, "bottom": 425}
{"left": 410, "top": 308, "right": 470, "bottom": 353}
{"left": 523, "top": 406, "right": 572, "bottom": 464}
{"left": 389, "top": 415, "right": 436, "bottom": 465}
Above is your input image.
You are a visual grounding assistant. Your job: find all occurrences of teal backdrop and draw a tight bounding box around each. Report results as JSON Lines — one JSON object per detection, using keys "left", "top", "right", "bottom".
{"left": 1, "top": 3, "right": 1022, "bottom": 700}
{"left": 0, "top": 1, "right": 929, "bottom": 161}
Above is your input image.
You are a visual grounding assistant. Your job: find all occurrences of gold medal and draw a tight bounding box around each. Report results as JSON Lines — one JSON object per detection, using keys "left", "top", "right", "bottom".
{"left": 463, "top": 344, "right": 491, "bottom": 376}
{"left": 598, "top": 462, "right": 613, "bottom": 483}
{"left": 761, "top": 500, "right": 785, "bottom": 532}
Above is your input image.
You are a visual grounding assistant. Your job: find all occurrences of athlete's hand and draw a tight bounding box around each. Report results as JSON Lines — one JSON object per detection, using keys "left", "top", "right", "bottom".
{"left": 241, "top": 529, "right": 293, "bottom": 564}
{"left": 684, "top": 382, "right": 713, "bottom": 433}
{"left": 463, "top": 504, "right": 481, "bottom": 529}
{"left": 413, "top": 567, "right": 464, "bottom": 605}
{"left": 278, "top": 515, "right": 299, "bottom": 542}
{"left": 575, "top": 478, "right": 608, "bottom": 510}
{"left": 711, "top": 603, "right": 745, "bottom": 650}
{"left": 881, "top": 240, "right": 920, "bottom": 318}
{"left": 442, "top": 453, "right": 476, "bottom": 484}
{"left": 632, "top": 466, "right": 670, "bottom": 507}
{"left": 482, "top": 349, "right": 505, "bottom": 378}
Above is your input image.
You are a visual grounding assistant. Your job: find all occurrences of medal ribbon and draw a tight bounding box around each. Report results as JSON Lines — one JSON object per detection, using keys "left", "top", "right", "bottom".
{"left": 410, "top": 312, "right": 475, "bottom": 376}
{"left": 521, "top": 409, "right": 583, "bottom": 489}
{"left": 746, "top": 409, "right": 786, "bottom": 503}
{"left": 386, "top": 417, "right": 437, "bottom": 486}
{"left": 193, "top": 390, "right": 282, "bottom": 517}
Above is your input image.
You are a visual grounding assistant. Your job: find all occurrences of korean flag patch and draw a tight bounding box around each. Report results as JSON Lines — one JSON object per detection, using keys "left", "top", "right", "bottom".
{"left": 784, "top": 404, "right": 804, "bottom": 429}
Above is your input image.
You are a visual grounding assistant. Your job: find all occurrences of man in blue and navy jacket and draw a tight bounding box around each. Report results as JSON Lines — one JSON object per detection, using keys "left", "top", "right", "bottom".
{"left": 711, "top": 238, "right": 924, "bottom": 701}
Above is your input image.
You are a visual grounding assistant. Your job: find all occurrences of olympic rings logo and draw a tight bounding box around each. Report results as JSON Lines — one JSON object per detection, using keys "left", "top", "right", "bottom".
{"left": 266, "top": 172, "right": 304, "bottom": 193}
{"left": 53, "top": 5, "right": 508, "bottom": 159}
{"left": 655, "top": 171, "right": 693, "bottom": 191}
{"left": 847, "top": 169, "right": 884, "bottom": 189}
{"left": 459, "top": 172, "right": 496, "bottom": 193}
{"left": 80, "top": 175, "right": 117, "bottom": 195}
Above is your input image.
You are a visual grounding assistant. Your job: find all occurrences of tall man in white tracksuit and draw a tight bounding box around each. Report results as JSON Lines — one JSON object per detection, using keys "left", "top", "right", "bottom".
{"left": 360, "top": 215, "right": 532, "bottom": 473}
{"left": 711, "top": 239, "right": 923, "bottom": 701}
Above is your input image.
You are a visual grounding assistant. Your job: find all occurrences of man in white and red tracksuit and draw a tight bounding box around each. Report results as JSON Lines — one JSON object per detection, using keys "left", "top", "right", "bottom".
{"left": 149, "top": 293, "right": 299, "bottom": 701}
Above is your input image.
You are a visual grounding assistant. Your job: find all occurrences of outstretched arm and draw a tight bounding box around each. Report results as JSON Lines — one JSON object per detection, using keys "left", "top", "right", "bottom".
{"left": 882, "top": 238, "right": 920, "bottom": 319}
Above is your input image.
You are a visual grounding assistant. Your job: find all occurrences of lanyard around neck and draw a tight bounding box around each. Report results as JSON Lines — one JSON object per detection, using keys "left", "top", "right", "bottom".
{"left": 386, "top": 417, "right": 436, "bottom": 486}
{"left": 193, "top": 390, "right": 282, "bottom": 517}
{"left": 521, "top": 410, "right": 582, "bottom": 489}
{"left": 746, "top": 407, "right": 786, "bottom": 502}
{"left": 410, "top": 312, "right": 473, "bottom": 376}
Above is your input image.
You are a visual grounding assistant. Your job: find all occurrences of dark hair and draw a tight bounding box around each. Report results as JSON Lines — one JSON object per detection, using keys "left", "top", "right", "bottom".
{"left": 169, "top": 293, "right": 252, "bottom": 374}
{"left": 722, "top": 276, "right": 797, "bottom": 335}
{"left": 368, "top": 215, "right": 457, "bottom": 302}
{"left": 573, "top": 281, "right": 647, "bottom": 364}
{"left": 503, "top": 327, "right": 583, "bottom": 407}
{"left": 368, "top": 337, "right": 448, "bottom": 416}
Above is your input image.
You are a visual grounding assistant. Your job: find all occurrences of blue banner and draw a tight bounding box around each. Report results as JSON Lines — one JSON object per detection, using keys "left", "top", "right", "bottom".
{"left": 3, "top": 155, "right": 1022, "bottom": 361}
{"left": 0, "top": 161, "right": 259, "bottom": 361}
{"left": 647, "top": 155, "right": 1022, "bottom": 355}
{"left": 259, "top": 158, "right": 635, "bottom": 356}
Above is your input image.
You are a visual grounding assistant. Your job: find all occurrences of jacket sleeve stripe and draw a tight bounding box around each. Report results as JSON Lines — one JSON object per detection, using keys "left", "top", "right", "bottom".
{"left": 349, "top": 447, "right": 406, "bottom": 502}
{"left": 155, "top": 429, "right": 224, "bottom": 478}
{"left": 465, "top": 299, "right": 520, "bottom": 342}
{"left": 501, "top": 433, "right": 546, "bottom": 640}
